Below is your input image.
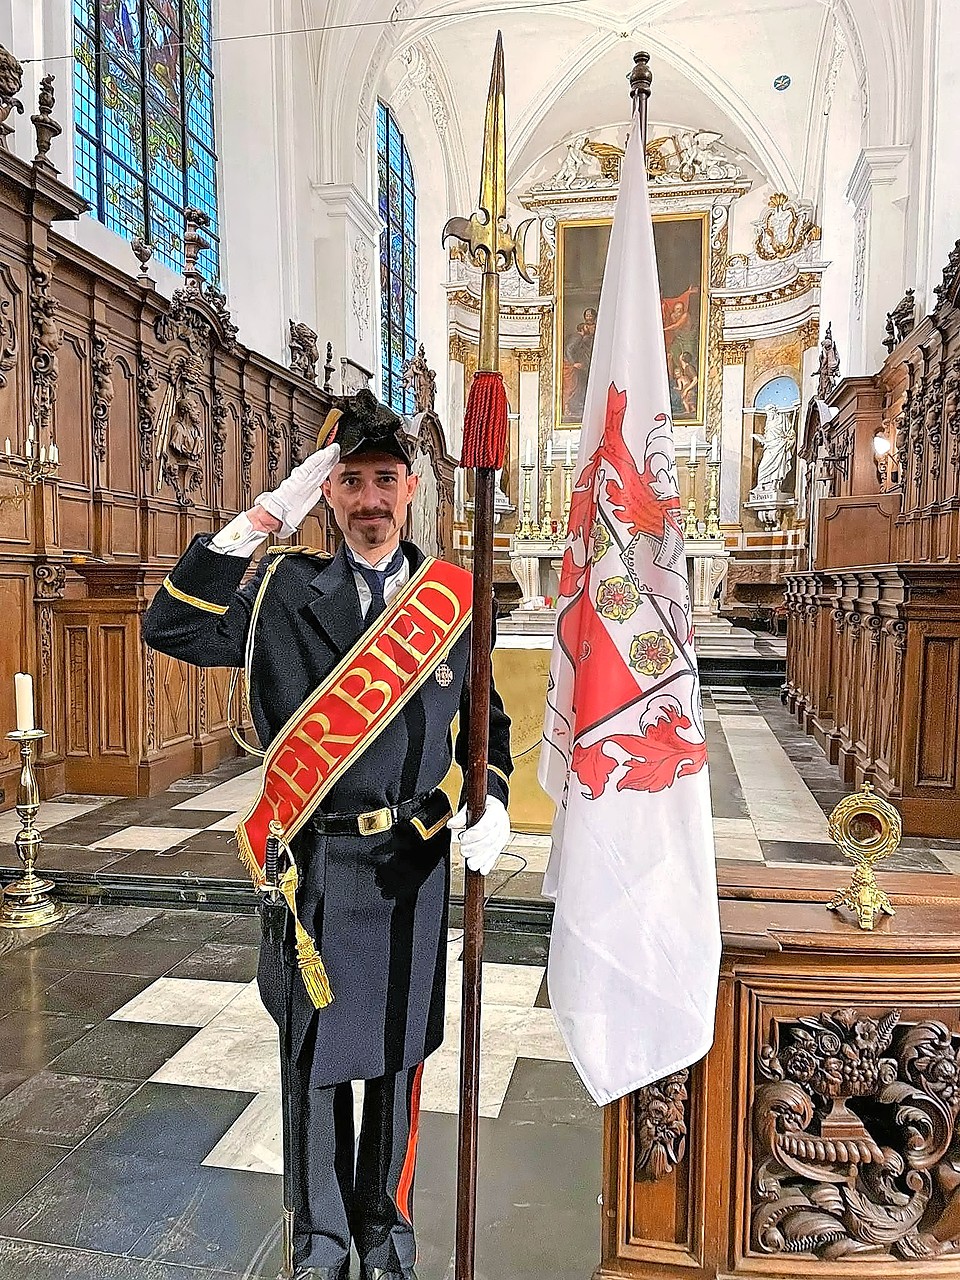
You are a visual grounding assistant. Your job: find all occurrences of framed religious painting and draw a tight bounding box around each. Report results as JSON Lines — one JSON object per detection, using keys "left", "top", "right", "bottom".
{"left": 554, "top": 211, "right": 710, "bottom": 428}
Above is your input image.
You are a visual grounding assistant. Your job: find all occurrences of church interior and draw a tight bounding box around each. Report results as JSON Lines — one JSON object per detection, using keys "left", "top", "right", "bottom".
{"left": 1, "top": 1, "right": 960, "bottom": 1277}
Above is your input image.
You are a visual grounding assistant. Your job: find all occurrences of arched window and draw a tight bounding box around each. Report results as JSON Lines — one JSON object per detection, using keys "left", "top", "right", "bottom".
{"left": 377, "top": 101, "right": 416, "bottom": 414}
{"left": 73, "top": 0, "right": 219, "bottom": 280}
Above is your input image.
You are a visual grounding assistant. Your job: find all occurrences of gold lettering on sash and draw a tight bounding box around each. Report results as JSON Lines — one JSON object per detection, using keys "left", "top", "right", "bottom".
{"left": 331, "top": 665, "right": 396, "bottom": 727}
{"left": 414, "top": 580, "right": 462, "bottom": 629}
{"left": 290, "top": 713, "right": 356, "bottom": 771}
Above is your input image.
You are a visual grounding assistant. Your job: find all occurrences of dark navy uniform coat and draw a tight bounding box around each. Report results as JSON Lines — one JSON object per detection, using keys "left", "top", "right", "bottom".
{"left": 142, "top": 536, "right": 512, "bottom": 1086}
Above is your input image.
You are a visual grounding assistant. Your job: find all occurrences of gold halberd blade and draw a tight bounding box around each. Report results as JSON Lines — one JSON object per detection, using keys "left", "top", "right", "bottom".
{"left": 441, "top": 32, "right": 536, "bottom": 283}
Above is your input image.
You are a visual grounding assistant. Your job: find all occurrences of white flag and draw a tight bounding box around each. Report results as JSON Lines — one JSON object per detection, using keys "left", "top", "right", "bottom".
{"left": 538, "top": 115, "right": 721, "bottom": 1106}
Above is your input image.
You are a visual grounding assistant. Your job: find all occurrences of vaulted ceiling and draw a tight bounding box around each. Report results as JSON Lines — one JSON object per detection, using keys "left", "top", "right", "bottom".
{"left": 303, "top": 0, "right": 911, "bottom": 211}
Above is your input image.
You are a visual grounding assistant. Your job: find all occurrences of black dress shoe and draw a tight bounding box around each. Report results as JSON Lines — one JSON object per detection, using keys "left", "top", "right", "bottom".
{"left": 359, "top": 1268, "right": 418, "bottom": 1280}
{"left": 292, "top": 1261, "right": 350, "bottom": 1280}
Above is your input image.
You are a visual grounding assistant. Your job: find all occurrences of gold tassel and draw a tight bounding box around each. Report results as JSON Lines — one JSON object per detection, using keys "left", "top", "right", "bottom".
{"left": 279, "top": 864, "right": 334, "bottom": 1009}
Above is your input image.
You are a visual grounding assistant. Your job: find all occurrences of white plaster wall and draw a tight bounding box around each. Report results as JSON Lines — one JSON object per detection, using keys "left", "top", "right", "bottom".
{"left": 816, "top": 48, "right": 860, "bottom": 376}
{"left": 924, "top": 0, "right": 960, "bottom": 306}
{"left": 216, "top": 0, "right": 287, "bottom": 362}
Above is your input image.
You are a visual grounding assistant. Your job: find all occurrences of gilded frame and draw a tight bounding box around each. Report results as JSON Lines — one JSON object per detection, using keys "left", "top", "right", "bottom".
{"left": 553, "top": 211, "right": 711, "bottom": 429}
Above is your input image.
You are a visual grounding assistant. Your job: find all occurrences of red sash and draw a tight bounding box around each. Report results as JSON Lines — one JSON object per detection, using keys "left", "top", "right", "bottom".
{"left": 236, "top": 556, "right": 473, "bottom": 884}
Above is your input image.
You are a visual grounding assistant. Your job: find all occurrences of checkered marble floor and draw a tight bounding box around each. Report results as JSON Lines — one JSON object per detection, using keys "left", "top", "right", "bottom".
{"left": 4, "top": 688, "right": 956, "bottom": 902}
{"left": 0, "top": 907, "right": 592, "bottom": 1280}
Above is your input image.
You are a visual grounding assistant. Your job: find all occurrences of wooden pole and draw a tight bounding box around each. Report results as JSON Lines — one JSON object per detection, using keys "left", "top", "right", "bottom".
{"left": 629, "top": 49, "right": 653, "bottom": 146}
{"left": 442, "top": 35, "right": 534, "bottom": 1279}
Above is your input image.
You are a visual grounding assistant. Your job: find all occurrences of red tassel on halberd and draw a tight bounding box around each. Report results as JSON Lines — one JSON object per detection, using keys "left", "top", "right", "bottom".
{"left": 461, "top": 370, "right": 508, "bottom": 469}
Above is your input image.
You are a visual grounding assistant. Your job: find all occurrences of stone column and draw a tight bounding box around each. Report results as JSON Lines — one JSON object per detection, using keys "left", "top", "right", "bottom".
{"left": 719, "top": 344, "right": 748, "bottom": 525}
{"left": 845, "top": 146, "right": 911, "bottom": 375}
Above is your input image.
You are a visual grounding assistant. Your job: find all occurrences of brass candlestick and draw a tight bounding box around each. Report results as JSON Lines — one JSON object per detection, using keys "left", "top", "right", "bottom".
{"left": 560, "top": 460, "right": 576, "bottom": 543}
{"left": 0, "top": 729, "right": 65, "bottom": 928}
{"left": 518, "top": 461, "right": 536, "bottom": 537}
{"left": 827, "top": 782, "right": 899, "bottom": 931}
{"left": 683, "top": 458, "right": 700, "bottom": 540}
{"left": 1, "top": 431, "right": 60, "bottom": 509}
{"left": 705, "top": 456, "right": 721, "bottom": 538}
{"left": 539, "top": 461, "right": 556, "bottom": 539}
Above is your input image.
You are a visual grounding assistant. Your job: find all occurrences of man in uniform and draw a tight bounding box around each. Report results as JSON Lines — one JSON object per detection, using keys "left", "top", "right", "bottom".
{"left": 143, "top": 390, "right": 512, "bottom": 1280}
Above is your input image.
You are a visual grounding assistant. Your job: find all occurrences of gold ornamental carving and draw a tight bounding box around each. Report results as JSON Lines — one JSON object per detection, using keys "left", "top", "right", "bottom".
{"left": 516, "top": 349, "right": 540, "bottom": 373}
{"left": 827, "top": 782, "right": 901, "bottom": 930}
{"left": 582, "top": 138, "right": 623, "bottom": 183}
{"left": 754, "top": 192, "right": 821, "bottom": 262}
{"left": 798, "top": 317, "right": 820, "bottom": 350}
{"left": 719, "top": 340, "right": 748, "bottom": 365}
{"left": 449, "top": 333, "right": 470, "bottom": 364}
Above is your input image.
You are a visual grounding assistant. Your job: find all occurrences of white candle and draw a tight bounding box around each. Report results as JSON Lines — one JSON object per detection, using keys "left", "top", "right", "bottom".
{"left": 27, "top": 421, "right": 34, "bottom": 442}
{"left": 546, "top": 440, "right": 553, "bottom": 468}
{"left": 4, "top": 438, "right": 9, "bottom": 456}
{"left": 711, "top": 435, "right": 719, "bottom": 464}
{"left": 525, "top": 440, "right": 532, "bottom": 468}
{"left": 50, "top": 442, "right": 58, "bottom": 464}
{"left": 14, "top": 672, "right": 34, "bottom": 733}
{"left": 689, "top": 434, "right": 697, "bottom": 464}
{"left": 39, "top": 445, "right": 46, "bottom": 464}
{"left": 25, "top": 438, "right": 33, "bottom": 459}
{"left": 565, "top": 436, "right": 572, "bottom": 466}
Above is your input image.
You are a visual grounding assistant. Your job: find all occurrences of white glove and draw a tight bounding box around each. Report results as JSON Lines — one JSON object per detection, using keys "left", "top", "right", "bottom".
{"left": 254, "top": 442, "right": 340, "bottom": 537}
{"left": 448, "top": 795, "right": 511, "bottom": 876}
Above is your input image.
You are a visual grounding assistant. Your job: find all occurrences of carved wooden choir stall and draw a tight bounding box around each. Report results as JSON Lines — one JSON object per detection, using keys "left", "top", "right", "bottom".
{"left": 599, "top": 863, "right": 960, "bottom": 1279}
{"left": 784, "top": 244, "right": 960, "bottom": 837}
{"left": 0, "top": 84, "right": 454, "bottom": 807}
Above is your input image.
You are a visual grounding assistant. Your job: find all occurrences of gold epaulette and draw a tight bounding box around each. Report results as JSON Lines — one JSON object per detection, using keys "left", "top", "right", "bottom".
{"left": 266, "top": 544, "right": 324, "bottom": 556}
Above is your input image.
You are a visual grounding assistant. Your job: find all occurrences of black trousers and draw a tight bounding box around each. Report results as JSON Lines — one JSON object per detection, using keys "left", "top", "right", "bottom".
{"left": 290, "top": 1055, "right": 424, "bottom": 1272}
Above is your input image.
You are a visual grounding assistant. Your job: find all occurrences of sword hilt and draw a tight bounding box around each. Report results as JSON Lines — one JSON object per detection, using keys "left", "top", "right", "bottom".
{"left": 265, "top": 821, "right": 281, "bottom": 891}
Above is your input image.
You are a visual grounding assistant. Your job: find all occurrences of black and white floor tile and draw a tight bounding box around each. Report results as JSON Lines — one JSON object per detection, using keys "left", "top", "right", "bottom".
{"left": 0, "top": 907, "right": 597, "bottom": 1280}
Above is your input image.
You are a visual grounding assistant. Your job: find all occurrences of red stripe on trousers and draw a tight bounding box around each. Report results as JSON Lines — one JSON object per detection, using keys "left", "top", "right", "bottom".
{"left": 396, "top": 1062, "right": 424, "bottom": 1224}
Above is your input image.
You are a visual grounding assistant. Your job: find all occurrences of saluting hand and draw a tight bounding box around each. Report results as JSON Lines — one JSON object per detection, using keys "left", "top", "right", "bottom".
{"left": 252, "top": 442, "right": 340, "bottom": 537}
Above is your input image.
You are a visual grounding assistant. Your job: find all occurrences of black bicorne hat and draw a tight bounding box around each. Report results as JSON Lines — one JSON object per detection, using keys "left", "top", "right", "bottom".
{"left": 317, "top": 389, "right": 413, "bottom": 467}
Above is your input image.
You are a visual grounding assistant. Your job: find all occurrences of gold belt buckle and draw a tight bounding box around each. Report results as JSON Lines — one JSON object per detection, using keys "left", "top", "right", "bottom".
{"left": 357, "top": 807, "right": 393, "bottom": 836}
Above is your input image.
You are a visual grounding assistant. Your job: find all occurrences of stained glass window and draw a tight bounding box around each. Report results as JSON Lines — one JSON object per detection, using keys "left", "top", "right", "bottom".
{"left": 377, "top": 102, "right": 416, "bottom": 415}
{"left": 73, "top": 0, "right": 219, "bottom": 280}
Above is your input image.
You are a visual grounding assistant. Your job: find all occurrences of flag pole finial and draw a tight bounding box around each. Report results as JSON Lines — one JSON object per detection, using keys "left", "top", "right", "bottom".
{"left": 629, "top": 50, "right": 653, "bottom": 149}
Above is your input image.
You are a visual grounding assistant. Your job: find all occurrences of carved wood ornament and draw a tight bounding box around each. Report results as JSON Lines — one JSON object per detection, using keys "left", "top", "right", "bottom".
{"left": 633, "top": 1068, "right": 689, "bottom": 1181}
{"left": 753, "top": 1008, "right": 960, "bottom": 1262}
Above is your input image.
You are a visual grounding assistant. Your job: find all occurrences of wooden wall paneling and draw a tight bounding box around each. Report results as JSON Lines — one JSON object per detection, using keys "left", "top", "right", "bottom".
{"left": 913, "top": 628, "right": 959, "bottom": 788}
{"left": 108, "top": 352, "right": 137, "bottom": 500}
{"left": 0, "top": 565, "right": 34, "bottom": 804}
{"left": 0, "top": 147, "right": 367, "bottom": 801}
{"left": 0, "top": 259, "right": 27, "bottom": 455}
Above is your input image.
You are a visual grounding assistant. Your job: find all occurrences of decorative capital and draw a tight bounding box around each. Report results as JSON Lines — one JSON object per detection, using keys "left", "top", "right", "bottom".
{"left": 719, "top": 340, "right": 749, "bottom": 365}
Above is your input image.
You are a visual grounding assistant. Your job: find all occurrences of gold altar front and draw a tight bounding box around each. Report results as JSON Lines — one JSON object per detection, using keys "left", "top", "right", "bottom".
{"left": 442, "top": 644, "right": 556, "bottom": 835}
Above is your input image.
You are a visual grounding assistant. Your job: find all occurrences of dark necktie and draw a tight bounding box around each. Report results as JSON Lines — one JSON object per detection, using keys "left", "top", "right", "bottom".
{"left": 351, "top": 547, "right": 406, "bottom": 623}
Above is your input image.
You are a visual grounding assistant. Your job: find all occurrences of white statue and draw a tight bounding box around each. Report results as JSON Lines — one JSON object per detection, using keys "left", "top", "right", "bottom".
{"left": 554, "top": 134, "right": 589, "bottom": 188}
{"left": 751, "top": 403, "right": 800, "bottom": 496}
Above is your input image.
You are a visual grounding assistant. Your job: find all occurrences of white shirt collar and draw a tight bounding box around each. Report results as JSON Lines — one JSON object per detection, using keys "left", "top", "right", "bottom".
{"left": 346, "top": 545, "right": 404, "bottom": 574}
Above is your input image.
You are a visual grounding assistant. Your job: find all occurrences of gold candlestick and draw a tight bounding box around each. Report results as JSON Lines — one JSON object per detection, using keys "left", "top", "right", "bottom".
{"left": 0, "top": 729, "right": 65, "bottom": 928}
{"left": 683, "top": 458, "right": 700, "bottom": 540}
{"left": 518, "top": 461, "right": 536, "bottom": 537}
{"left": 705, "top": 456, "right": 721, "bottom": 538}
{"left": 539, "top": 462, "right": 556, "bottom": 539}
{"left": 560, "top": 460, "right": 576, "bottom": 543}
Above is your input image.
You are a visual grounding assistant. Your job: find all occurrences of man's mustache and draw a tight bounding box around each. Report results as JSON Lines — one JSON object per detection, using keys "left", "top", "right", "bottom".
{"left": 350, "top": 509, "right": 394, "bottom": 521}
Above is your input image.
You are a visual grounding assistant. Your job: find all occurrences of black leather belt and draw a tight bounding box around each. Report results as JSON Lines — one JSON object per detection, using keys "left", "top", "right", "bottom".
{"left": 311, "top": 789, "right": 449, "bottom": 838}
